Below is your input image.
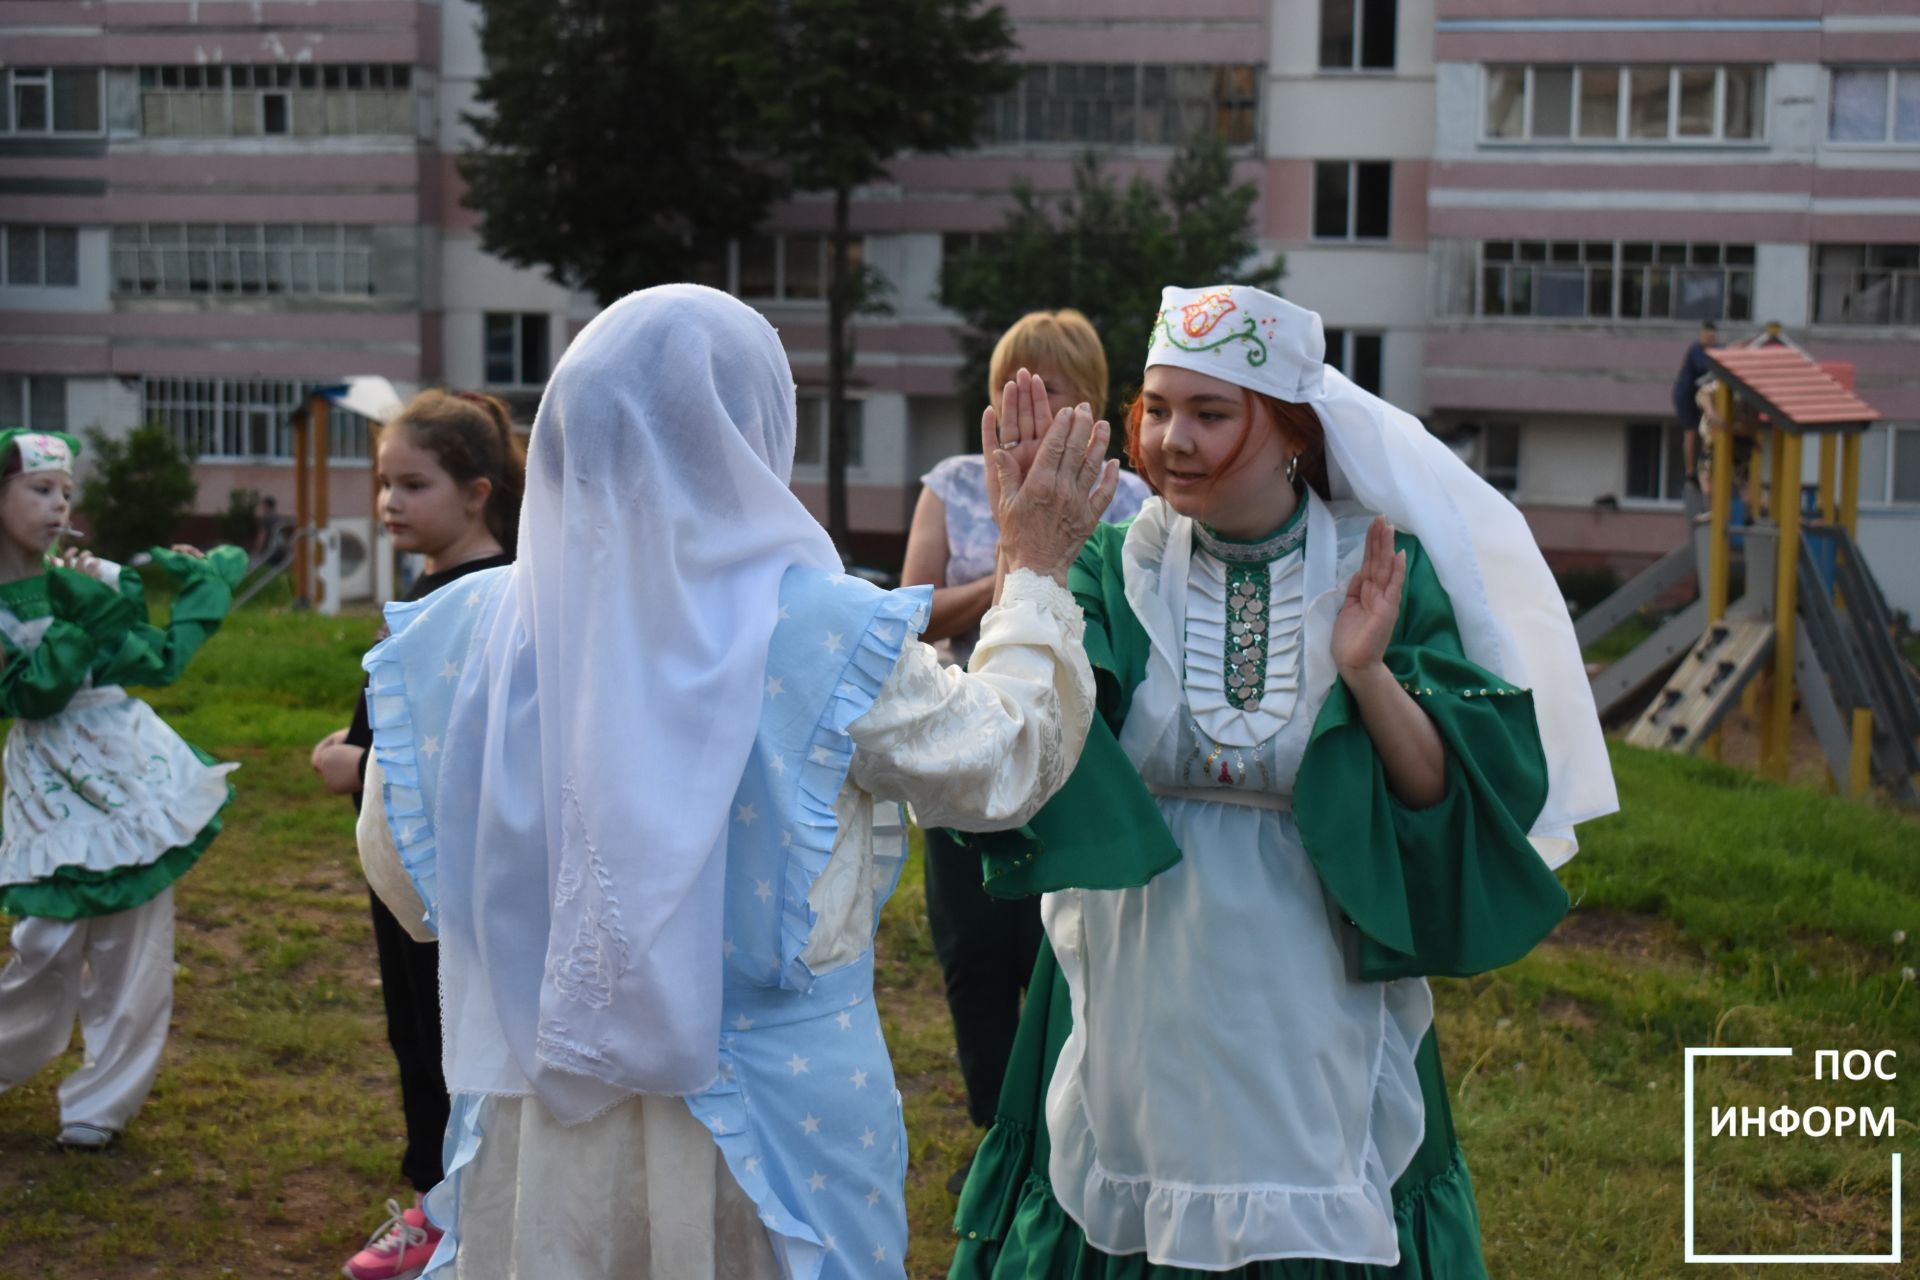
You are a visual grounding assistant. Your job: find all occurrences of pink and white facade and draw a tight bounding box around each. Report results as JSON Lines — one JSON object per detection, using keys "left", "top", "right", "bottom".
{"left": 3, "top": 0, "right": 1917, "bottom": 610}
{"left": 1425, "top": 1, "right": 1920, "bottom": 615}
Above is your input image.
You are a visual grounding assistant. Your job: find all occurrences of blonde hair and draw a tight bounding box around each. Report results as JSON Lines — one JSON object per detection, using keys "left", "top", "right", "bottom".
{"left": 987, "top": 309, "right": 1110, "bottom": 419}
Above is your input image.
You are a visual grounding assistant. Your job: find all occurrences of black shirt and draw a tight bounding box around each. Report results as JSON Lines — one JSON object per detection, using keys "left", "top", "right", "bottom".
{"left": 1673, "top": 340, "right": 1712, "bottom": 422}
{"left": 346, "top": 551, "right": 515, "bottom": 810}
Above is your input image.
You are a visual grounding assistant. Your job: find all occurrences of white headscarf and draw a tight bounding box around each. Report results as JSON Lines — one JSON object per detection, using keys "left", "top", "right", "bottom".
{"left": 1145, "top": 285, "right": 1617, "bottom": 865}
{"left": 435, "top": 285, "right": 841, "bottom": 1123}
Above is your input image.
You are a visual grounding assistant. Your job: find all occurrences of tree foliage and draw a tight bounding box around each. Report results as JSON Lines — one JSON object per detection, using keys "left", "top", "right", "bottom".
{"left": 78, "top": 426, "right": 197, "bottom": 560}
{"left": 460, "top": 0, "right": 1019, "bottom": 551}
{"left": 940, "top": 141, "right": 1284, "bottom": 424}
{"left": 459, "top": 0, "right": 782, "bottom": 302}
{"left": 758, "top": 0, "right": 1017, "bottom": 549}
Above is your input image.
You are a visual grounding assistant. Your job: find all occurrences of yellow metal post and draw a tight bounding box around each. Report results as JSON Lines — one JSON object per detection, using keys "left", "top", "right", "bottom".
{"left": 1849, "top": 707, "right": 1873, "bottom": 798}
{"left": 1703, "top": 383, "right": 1737, "bottom": 761}
{"left": 292, "top": 409, "right": 310, "bottom": 605}
{"left": 1839, "top": 431, "right": 1861, "bottom": 540}
{"left": 1706, "top": 388, "right": 1735, "bottom": 621}
{"left": 1766, "top": 430, "right": 1804, "bottom": 781}
{"left": 1766, "top": 425, "right": 1784, "bottom": 522}
{"left": 1817, "top": 433, "right": 1836, "bottom": 524}
{"left": 312, "top": 399, "right": 331, "bottom": 610}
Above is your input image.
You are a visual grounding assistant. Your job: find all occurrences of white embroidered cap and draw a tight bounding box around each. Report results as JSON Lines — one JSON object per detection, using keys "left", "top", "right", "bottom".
{"left": 9, "top": 432, "right": 76, "bottom": 475}
{"left": 1144, "top": 285, "right": 1328, "bottom": 404}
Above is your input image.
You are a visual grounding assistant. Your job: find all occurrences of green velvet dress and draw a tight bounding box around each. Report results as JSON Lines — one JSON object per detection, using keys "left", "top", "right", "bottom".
{"left": 948, "top": 497, "right": 1568, "bottom": 1278}
{"left": 0, "top": 548, "right": 243, "bottom": 920}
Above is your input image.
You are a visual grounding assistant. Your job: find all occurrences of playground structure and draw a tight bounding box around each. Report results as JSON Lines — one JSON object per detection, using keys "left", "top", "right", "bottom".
{"left": 1582, "top": 332, "right": 1920, "bottom": 807}
{"left": 234, "top": 377, "right": 403, "bottom": 615}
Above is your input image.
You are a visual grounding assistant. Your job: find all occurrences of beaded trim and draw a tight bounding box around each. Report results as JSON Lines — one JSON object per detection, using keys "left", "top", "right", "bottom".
{"left": 1193, "top": 512, "right": 1306, "bottom": 565}
{"left": 1222, "top": 562, "right": 1270, "bottom": 711}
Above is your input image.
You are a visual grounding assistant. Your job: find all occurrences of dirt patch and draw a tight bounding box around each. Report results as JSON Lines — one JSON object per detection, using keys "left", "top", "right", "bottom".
{"left": 1711, "top": 700, "right": 1840, "bottom": 791}
{"left": 1539, "top": 993, "right": 1600, "bottom": 1031}
{"left": 1542, "top": 907, "right": 1698, "bottom": 964}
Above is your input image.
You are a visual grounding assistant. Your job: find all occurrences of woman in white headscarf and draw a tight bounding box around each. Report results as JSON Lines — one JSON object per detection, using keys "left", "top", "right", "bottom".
{"left": 950, "top": 286, "right": 1617, "bottom": 1278}
{"left": 355, "top": 284, "right": 1120, "bottom": 1279}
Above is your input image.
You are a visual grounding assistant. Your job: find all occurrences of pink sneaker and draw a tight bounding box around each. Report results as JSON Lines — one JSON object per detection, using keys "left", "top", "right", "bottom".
{"left": 342, "top": 1196, "right": 442, "bottom": 1280}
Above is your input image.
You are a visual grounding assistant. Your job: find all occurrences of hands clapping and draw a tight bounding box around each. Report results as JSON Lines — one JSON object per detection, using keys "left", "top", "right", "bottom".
{"left": 985, "top": 370, "right": 1121, "bottom": 587}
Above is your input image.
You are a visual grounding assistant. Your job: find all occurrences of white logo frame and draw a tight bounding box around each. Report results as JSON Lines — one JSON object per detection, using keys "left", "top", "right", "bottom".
{"left": 1684, "top": 1046, "right": 1902, "bottom": 1264}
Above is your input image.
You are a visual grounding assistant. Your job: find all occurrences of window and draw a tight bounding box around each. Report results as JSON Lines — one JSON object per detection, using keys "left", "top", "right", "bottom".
{"left": 1812, "top": 244, "right": 1920, "bottom": 325}
{"left": 1313, "top": 162, "right": 1391, "bottom": 240}
{"left": 1893, "top": 427, "right": 1920, "bottom": 504}
{"left": 722, "top": 233, "right": 853, "bottom": 302}
{"left": 794, "top": 395, "right": 866, "bottom": 470}
{"left": 137, "top": 64, "right": 412, "bottom": 138}
{"left": 141, "top": 377, "right": 370, "bottom": 461}
{"left": 1320, "top": 0, "right": 1396, "bottom": 72}
{"left": 941, "top": 232, "right": 1004, "bottom": 267}
{"left": 980, "top": 63, "right": 1259, "bottom": 147}
{"left": 262, "top": 90, "right": 290, "bottom": 135}
{"left": 110, "top": 224, "right": 377, "bottom": 297}
{"left": 1323, "top": 329, "right": 1383, "bottom": 394}
{"left": 2, "top": 225, "right": 80, "bottom": 287}
{"left": 1481, "top": 423, "right": 1520, "bottom": 494}
{"left": 1625, "top": 422, "right": 1689, "bottom": 501}
{"left": 1829, "top": 68, "right": 1920, "bottom": 144}
{"left": 0, "top": 376, "right": 68, "bottom": 433}
{"left": 484, "top": 313, "right": 551, "bottom": 387}
{"left": 1855, "top": 424, "right": 1920, "bottom": 504}
{"left": 1484, "top": 64, "right": 1765, "bottom": 143}
{"left": 1, "top": 68, "right": 103, "bottom": 135}
{"left": 1479, "top": 240, "right": 1755, "bottom": 322}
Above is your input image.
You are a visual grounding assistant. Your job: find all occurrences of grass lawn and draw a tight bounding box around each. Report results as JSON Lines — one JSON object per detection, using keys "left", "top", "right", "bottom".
{"left": 2, "top": 602, "right": 1916, "bottom": 1279}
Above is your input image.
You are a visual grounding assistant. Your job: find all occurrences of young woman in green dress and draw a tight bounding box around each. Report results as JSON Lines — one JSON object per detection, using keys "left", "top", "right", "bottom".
{"left": 950, "top": 286, "right": 1617, "bottom": 1278}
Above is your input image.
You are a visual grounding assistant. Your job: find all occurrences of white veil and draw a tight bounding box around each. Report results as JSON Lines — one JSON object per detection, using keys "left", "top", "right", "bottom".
{"left": 434, "top": 285, "right": 842, "bottom": 1123}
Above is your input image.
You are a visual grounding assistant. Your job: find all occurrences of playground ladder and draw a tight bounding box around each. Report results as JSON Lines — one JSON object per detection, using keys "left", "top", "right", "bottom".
{"left": 1625, "top": 606, "right": 1774, "bottom": 753}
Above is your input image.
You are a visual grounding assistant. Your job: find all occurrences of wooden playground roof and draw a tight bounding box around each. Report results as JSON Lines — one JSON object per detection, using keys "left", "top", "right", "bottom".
{"left": 1705, "top": 345, "right": 1881, "bottom": 433}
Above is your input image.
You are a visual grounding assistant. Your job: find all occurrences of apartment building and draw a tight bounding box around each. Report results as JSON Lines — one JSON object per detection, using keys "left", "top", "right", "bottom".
{"left": 1424, "top": 2, "right": 1920, "bottom": 614}
{"left": 3, "top": 0, "right": 1916, "bottom": 612}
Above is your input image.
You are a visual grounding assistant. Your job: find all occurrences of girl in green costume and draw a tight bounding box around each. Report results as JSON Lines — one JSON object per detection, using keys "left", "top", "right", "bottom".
{"left": 951, "top": 287, "right": 1617, "bottom": 1277}
{"left": 0, "top": 429, "right": 245, "bottom": 1149}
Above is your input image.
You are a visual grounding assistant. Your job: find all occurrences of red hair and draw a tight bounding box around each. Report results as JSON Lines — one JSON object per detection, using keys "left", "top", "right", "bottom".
{"left": 1124, "top": 387, "right": 1329, "bottom": 500}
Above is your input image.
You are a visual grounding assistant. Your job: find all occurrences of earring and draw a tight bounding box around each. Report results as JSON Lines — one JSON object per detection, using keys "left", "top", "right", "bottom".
{"left": 1284, "top": 453, "right": 1300, "bottom": 486}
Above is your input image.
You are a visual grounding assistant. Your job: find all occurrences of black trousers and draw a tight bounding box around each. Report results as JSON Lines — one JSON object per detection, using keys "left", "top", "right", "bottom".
{"left": 368, "top": 889, "right": 450, "bottom": 1194}
{"left": 922, "top": 827, "right": 1046, "bottom": 1129}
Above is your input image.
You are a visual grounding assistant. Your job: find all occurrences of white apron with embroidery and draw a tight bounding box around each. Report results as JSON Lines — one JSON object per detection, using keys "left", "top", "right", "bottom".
{"left": 0, "top": 610, "right": 233, "bottom": 890}
{"left": 1043, "top": 494, "right": 1433, "bottom": 1270}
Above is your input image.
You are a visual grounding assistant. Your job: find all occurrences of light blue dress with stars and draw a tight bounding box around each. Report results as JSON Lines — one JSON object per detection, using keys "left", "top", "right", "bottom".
{"left": 363, "top": 562, "right": 1092, "bottom": 1279}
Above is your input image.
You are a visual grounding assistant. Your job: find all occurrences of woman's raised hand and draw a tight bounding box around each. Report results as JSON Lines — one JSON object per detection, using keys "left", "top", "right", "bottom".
{"left": 991, "top": 399, "right": 1120, "bottom": 587}
{"left": 1330, "top": 515, "right": 1406, "bottom": 678}
{"left": 981, "top": 368, "right": 1054, "bottom": 519}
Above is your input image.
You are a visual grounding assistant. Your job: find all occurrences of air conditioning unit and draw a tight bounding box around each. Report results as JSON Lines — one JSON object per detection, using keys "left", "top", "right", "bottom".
{"left": 331, "top": 516, "right": 374, "bottom": 601}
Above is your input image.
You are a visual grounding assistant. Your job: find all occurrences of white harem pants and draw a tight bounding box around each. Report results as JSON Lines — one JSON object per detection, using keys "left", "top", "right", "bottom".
{"left": 0, "top": 888, "right": 174, "bottom": 1132}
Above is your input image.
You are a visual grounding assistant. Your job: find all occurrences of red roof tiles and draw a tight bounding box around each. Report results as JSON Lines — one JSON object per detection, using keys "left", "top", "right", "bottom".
{"left": 1704, "top": 346, "right": 1881, "bottom": 432}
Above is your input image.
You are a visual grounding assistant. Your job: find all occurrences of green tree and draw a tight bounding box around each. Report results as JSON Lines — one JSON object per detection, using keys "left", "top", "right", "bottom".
{"left": 78, "top": 426, "right": 197, "bottom": 560}
{"left": 459, "top": 0, "right": 782, "bottom": 301}
{"left": 941, "top": 140, "right": 1284, "bottom": 429}
{"left": 760, "top": 0, "right": 1017, "bottom": 550}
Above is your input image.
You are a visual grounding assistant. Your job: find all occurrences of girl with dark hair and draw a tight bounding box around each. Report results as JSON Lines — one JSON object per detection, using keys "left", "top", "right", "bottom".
{"left": 309, "top": 390, "right": 525, "bottom": 1280}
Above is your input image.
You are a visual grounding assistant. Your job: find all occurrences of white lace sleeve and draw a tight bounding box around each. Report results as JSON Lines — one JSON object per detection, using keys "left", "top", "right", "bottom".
{"left": 847, "top": 569, "right": 1092, "bottom": 831}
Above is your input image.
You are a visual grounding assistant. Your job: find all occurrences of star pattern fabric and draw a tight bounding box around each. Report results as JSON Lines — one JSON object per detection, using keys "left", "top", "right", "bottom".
{"left": 372, "top": 566, "right": 928, "bottom": 1279}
